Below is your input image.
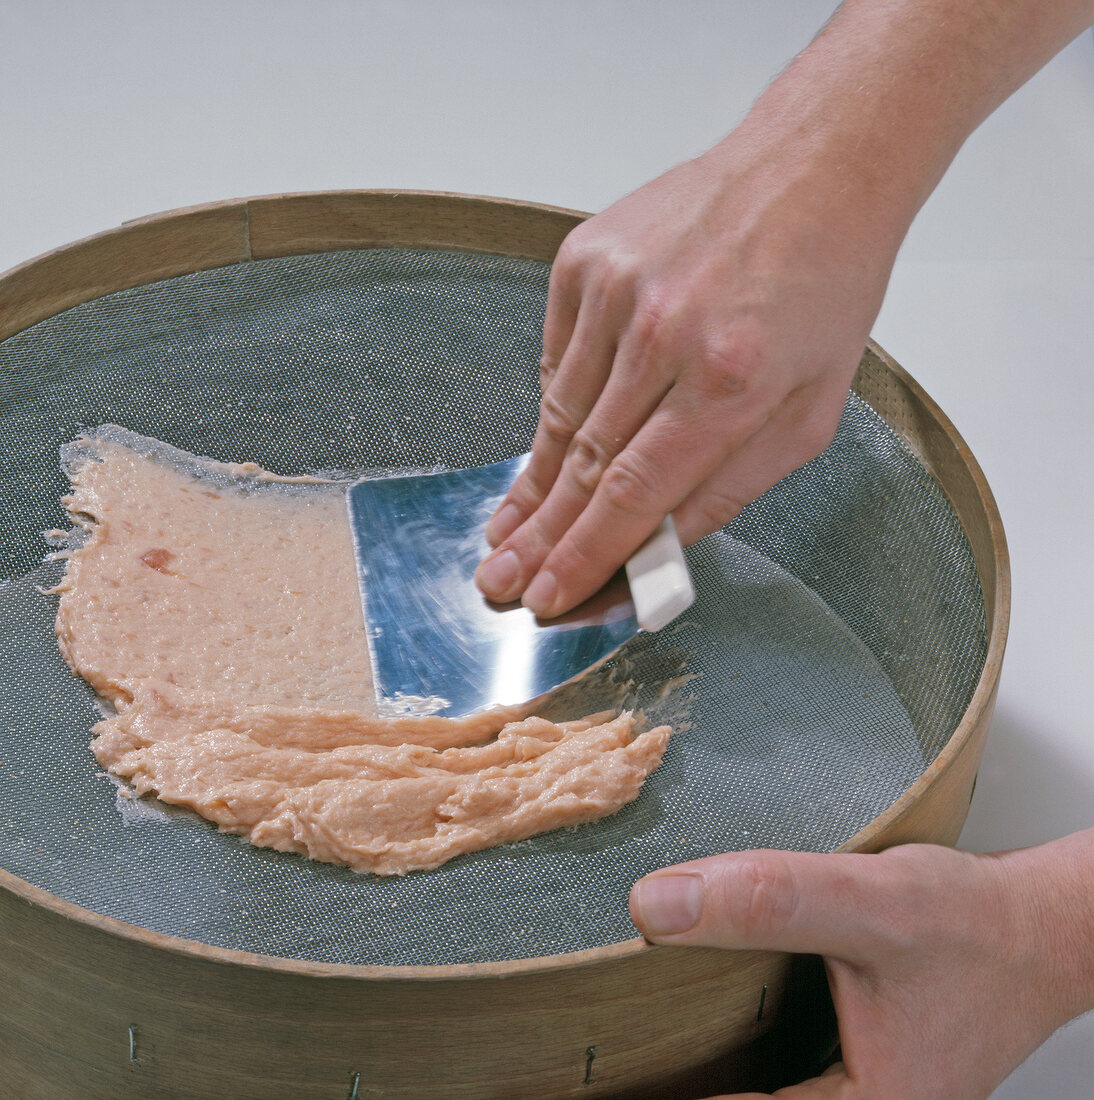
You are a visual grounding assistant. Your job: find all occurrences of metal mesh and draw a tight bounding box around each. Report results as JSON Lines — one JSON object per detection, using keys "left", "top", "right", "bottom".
{"left": 0, "top": 249, "right": 986, "bottom": 966}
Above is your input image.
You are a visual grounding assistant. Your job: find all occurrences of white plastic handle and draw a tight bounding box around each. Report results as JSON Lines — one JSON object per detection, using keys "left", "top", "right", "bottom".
{"left": 624, "top": 515, "right": 696, "bottom": 633}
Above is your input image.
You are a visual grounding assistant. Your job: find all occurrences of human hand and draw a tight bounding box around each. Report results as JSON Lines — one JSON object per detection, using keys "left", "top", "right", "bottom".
{"left": 474, "top": 0, "right": 1094, "bottom": 621}
{"left": 629, "top": 838, "right": 1094, "bottom": 1099}
{"left": 473, "top": 128, "right": 903, "bottom": 618}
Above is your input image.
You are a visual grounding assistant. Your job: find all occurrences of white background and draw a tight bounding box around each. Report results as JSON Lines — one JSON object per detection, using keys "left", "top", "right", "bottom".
{"left": 2, "top": 2, "right": 1091, "bottom": 1095}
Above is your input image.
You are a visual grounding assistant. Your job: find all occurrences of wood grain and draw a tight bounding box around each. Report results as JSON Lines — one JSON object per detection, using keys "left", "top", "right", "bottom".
{"left": 247, "top": 189, "right": 584, "bottom": 261}
{"left": 0, "top": 200, "right": 250, "bottom": 343}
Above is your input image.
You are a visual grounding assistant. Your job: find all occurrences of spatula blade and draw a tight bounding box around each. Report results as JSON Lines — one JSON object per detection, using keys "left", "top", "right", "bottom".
{"left": 348, "top": 454, "right": 692, "bottom": 717}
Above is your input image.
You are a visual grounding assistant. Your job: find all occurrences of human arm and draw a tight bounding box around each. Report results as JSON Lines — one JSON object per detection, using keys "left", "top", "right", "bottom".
{"left": 474, "top": 0, "right": 1094, "bottom": 617}
{"left": 628, "top": 830, "right": 1094, "bottom": 1099}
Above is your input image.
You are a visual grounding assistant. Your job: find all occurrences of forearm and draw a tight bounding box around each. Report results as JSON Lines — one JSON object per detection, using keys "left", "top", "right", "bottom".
{"left": 706, "top": 0, "right": 1094, "bottom": 254}
{"left": 1002, "top": 826, "right": 1094, "bottom": 1028}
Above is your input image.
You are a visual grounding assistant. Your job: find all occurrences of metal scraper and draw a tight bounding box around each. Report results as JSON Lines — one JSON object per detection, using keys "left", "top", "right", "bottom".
{"left": 347, "top": 454, "right": 695, "bottom": 717}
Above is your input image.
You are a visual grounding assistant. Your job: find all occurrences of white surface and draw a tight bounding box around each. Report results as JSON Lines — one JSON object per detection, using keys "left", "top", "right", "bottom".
{"left": 2, "top": 2, "right": 1091, "bottom": 1095}
{"left": 626, "top": 515, "right": 696, "bottom": 632}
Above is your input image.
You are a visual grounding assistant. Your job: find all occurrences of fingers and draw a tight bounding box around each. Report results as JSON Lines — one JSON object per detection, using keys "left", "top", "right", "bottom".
{"left": 478, "top": 373, "right": 846, "bottom": 617}
{"left": 479, "top": 331, "right": 852, "bottom": 616}
{"left": 485, "top": 316, "right": 619, "bottom": 547}
{"left": 485, "top": 232, "right": 622, "bottom": 549}
{"left": 539, "top": 248, "right": 581, "bottom": 393}
{"left": 515, "top": 390, "right": 758, "bottom": 614}
{"left": 478, "top": 338, "right": 780, "bottom": 614}
{"left": 628, "top": 849, "right": 910, "bottom": 966}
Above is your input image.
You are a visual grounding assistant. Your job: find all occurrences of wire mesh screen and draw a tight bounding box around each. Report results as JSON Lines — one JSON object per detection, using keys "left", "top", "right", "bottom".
{"left": 0, "top": 249, "right": 985, "bottom": 965}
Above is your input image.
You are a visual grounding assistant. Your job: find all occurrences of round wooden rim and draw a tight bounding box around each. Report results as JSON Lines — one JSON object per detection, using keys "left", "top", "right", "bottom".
{"left": 0, "top": 189, "right": 1011, "bottom": 983}
{"left": 838, "top": 343, "right": 1011, "bottom": 852}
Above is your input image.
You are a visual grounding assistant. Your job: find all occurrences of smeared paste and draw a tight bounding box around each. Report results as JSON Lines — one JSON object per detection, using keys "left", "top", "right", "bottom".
{"left": 53, "top": 430, "right": 669, "bottom": 875}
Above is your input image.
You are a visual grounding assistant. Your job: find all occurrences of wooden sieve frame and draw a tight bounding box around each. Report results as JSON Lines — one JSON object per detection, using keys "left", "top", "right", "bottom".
{"left": 0, "top": 191, "right": 1010, "bottom": 1099}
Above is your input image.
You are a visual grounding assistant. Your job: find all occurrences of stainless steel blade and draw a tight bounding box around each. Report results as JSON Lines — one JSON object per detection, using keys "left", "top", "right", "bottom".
{"left": 347, "top": 454, "right": 643, "bottom": 717}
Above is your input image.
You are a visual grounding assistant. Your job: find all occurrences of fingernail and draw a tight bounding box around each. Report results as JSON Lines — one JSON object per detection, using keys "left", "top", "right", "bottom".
{"left": 522, "top": 570, "right": 558, "bottom": 616}
{"left": 485, "top": 503, "right": 521, "bottom": 548}
{"left": 475, "top": 549, "right": 521, "bottom": 599}
{"left": 631, "top": 874, "right": 703, "bottom": 937}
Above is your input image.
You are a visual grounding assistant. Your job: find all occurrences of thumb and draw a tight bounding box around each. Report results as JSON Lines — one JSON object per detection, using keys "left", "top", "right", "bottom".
{"left": 707, "top": 1062, "right": 850, "bottom": 1099}
{"left": 629, "top": 849, "right": 898, "bottom": 963}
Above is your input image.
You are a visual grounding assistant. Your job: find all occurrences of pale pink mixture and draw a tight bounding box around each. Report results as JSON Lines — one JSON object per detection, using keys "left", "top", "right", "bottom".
{"left": 53, "top": 431, "right": 670, "bottom": 875}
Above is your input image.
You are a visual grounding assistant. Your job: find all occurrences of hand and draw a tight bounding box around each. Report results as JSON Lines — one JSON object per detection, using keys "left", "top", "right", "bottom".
{"left": 629, "top": 840, "right": 1094, "bottom": 1099}
{"left": 473, "top": 0, "right": 1094, "bottom": 621}
{"left": 474, "top": 130, "right": 901, "bottom": 618}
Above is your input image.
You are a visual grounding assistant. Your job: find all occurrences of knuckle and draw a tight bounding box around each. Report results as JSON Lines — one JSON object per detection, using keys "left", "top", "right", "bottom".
{"left": 598, "top": 245, "right": 641, "bottom": 288}
{"left": 775, "top": 393, "right": 847, "bottom": 471}
{"left": 506, "top": 478, "right": 543, "bottom": 516}
{"left": 539, "top": 354, "right": 559, "bottom": 390}
{"left": 693, "top": 328, "right": 770, "bottom": 402}
{"left": 551, "top": 232, "right": 587, "bottom": 281}
{"left": 503, "top": 464, "right": 551, "bottom": 517}
{"left": 696, "top": 352, "right": 752, "bottom": 401}
{"left": 598, "top": 451, "right": 660, "bottom": 516}
{"left": 730, "top": 855, "right": 799, "bottom": 939}
{"left": 537, "top": 390, "right": 582, "bottom": 446}
{"left": 691, "top": 488, "right": 748, "bottom": 533}
{"left": 565, "top": 431, "right": 614, "bottom": 497}
{"left": 517, "top": 464, "right": 558, "bottom": 511}
{"left": 629, "top": 292, "right": 674, "bottom": 348}
{"left": 560, "top": 231, "right": 642, "bottom": 294}
{"left": 552, "top": 225, "right": 612, "bottom": 289}
{"left": 878, "top": 846, "right": 953, "bottom": 921}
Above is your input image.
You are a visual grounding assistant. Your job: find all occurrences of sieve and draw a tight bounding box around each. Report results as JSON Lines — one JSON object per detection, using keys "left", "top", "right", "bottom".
{"left": 0, "top": 191, "right": 1009, "bottom": 1098}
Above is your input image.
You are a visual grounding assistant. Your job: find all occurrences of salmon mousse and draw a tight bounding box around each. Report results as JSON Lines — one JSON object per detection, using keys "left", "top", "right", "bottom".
{"left": 52, "top": 428, "right": 670, "bottom": 875}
